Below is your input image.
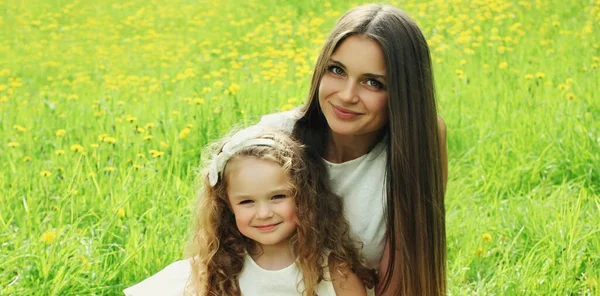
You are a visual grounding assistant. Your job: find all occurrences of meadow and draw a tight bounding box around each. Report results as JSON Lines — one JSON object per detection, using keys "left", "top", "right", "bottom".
{"left": 1, "top": 0, "right": 599, "bottom": 294}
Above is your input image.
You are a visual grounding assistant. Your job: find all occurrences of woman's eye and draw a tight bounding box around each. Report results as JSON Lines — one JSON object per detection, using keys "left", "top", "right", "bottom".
{"left": 328, "top": 65, "right": 344, "bottom": 76}
{"left": 366, "top": 79, "right": 384, "bottom": 90}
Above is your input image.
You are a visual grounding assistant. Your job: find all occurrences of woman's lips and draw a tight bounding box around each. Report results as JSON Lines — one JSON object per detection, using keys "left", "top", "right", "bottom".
{"left": 332, "top": 104, "right": 362, "bottom": 120}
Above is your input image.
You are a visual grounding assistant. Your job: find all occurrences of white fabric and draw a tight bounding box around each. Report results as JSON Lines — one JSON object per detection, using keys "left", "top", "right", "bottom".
{"left": 259, "top": 110, "right": 387, "bottom": 269}
{"left": 123, "top": 255, "right": 336, "bottom": 296}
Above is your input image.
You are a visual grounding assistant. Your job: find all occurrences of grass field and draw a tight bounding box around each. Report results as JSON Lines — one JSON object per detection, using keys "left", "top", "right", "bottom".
{"left": 1, "top": 0, "right": 599, "bottom": 295}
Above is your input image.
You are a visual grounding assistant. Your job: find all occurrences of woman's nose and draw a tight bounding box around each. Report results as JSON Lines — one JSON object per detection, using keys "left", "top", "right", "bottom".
{"left": 338, "top": 80, "right": 359, "bottom": 103}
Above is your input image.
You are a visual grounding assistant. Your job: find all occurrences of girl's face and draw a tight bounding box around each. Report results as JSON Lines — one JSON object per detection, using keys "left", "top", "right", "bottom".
{"left": 318, "top": 35, "right": 389, "bottom": 139}
{"left": 225, "top": 156, "right": 297, "bottom": 249}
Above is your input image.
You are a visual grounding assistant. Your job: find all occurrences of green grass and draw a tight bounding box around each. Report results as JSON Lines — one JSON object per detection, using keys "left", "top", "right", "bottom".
{"left": 1, "top": 0, "right": 599, "bottom": 295}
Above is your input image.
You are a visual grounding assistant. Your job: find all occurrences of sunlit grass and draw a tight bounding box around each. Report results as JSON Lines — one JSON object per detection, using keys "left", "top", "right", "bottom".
{"left": 1, "top": 0, "right": 598, "bottom": 295}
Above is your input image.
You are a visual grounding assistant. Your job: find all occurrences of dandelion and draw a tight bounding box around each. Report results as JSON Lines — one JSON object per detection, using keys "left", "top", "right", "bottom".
{"left": 179, "top": 127, "right": 191, "bottom": 139}
{"left": 133, "top": 164, "right": 142, "bottom": 169}
{"left": 42, "top": 231, "right": 56, "bottom": 243}
{"left": 117, "top": 208, "right": 125, "bottom": 218}
{"left": 13, "top": 125, "right": 27, "bottom": 133}
{"left": 144, "top": 135, "right": 153, "bottom": 141}
{"left": 194, "top": 98, "right": 205, "bottom": 104}
{"left": 40, "top": 171, "right": 52, "bottom": 177}
{"left": 56, "top": 129, "right": 66, "bottom": 137}
{"left": 125, "top": 115, "right": 137, "bottom": 122}
{"left": 213, "top": 108, "right": 221, "bottom": 114}
{"left": 482, "top": 233, "right": 492, "bottom": 242}
{"left": 455, "top": 69, "right": 464, "bottom": 76}
{"left": 70, "top": 144, "right": 84, "bottom": 153}
{"left": 103, "top": 137, "right": 117, "bottom": 144}
{"left": 88, "top": 172, "right": 97, "bottom": 177}
{"left": 55, "top": 149, "right": 65, "bottom": 155}
{"left": 149, "top": 149, "right": 165, "bottom": 158}
{"left": 90, "top": 143, "right": 99, "bottom": 149}
{"left": 475, "top": 247, "right": 484, "bottom": 257}
{"left": 136, "top": 127, "right": 145, "bottom": 133}
{"left": 281, "top": 104, "right": 294, "bottom": 111}
{"left": 565, "top": 78, "right": 574, "bottom": 85}
{"left": 145, "top": 122, "right": 155, "bottom": 129}
{"left": 535, "top": 72, "right": 545, "bottom": 79}
{"left": 23, "top": 156, "right": 31, "bottom": 162}
{"left": 524, "top": 74, "right": 534, "bottom": 79}
{"left": 558, "top": 84, "right": 568, "bottom": 90}
{"left": 137, "top": 153, "right": 145, "bottom": 158}
{"left": 8, "top": 142, "right": 19, "bottom": 147}
{"left": 160, "top": 141, "right": 169, "bottom": 148}
{"left": 566, "top": 93, "right": 576, "bottom": 100}
{"left": 104, "top": 166, "right": 116, "bottom": 172}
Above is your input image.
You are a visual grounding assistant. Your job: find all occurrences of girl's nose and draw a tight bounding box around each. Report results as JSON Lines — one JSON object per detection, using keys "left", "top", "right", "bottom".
{"left": 256, "top": 203, "right": 274, "bottom": 218}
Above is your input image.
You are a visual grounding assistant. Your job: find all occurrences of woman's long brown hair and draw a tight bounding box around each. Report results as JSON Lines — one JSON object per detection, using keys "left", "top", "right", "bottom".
{"left": 293, "top": 4, "right": 446, "bottom": 295}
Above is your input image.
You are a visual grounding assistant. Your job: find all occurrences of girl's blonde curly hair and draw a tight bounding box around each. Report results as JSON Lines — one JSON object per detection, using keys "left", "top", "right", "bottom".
{"left": 185, "top": 127, "right": 377, "bottom": 295}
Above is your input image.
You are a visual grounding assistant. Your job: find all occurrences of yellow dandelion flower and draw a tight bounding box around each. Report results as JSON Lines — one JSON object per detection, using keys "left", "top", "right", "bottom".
{"left": 70, "top": 189, "right": 78, "bottom": 195}
{"left": 593, "top": 56, "right": 600, "bottom": 62}
{"left": 281, "top": 104, "right": 294, "bottom": 111}
{"left": 67, "top": 94, "right": 79, "bottom": 100}
{"left": 160, "top": 141, "right": 169, "bottom": 148}
{"left": 565, "top": 78, "right": 574, "bottom": 85}
{"left": 137, "top": 153, "right": 145, "bottom": 158}
{"left": 70, "top": 144, "right": 84, "bottom": 153}
{"left": 179, "top": 127, "right": 191, "bottom": 139}
{"left": 149, "top": 149, "right": 165, "bottom": 158}
{"left": 104, "top": 166, "right": 116, "bottom": 172}
{"left": 535, "top": 72, "right": 545, "bottom": 79}
{"left": 194, "top": 98, "right": 205, "bottom": 104}
{"left": 23, "top": 156, "right": 31, "bottom": 162}
{"left": 566, "top": 93, "right": 576, "bottom": 100}
{"left": 8, "top": 142, "right": 20, "bottom": 147}
{"left": 213, "top": 80, "right": 224, "bottom": 87}
{"left": 524, "top": 74, "right": 534, "bottom": 79}
{"left": 98, "top": 134, "right": 108, "bottom": 141}
{"left": 103, "top": 137, "right": 117, "bottom": 144}
{"left": 40, "top": 171, "right": 52, "bottom": 177}
{"left": 482, "top": 233, "right": 492, "bottom": 242}
{"left": 171, "top": 111, "right": 180, "bottom": 116}
{"left": 13, "top": 125, "right": 27, "bottom": 133}
{"left": 475, "top": 247, "right": 484, "bottom": 257}
{"left": 455, "top": 69, "right": 464, "bottom": 76}
{"left": 125, "top": 115, "right": 137, "bottom": 122}
{"left": 213, "top": 108, "right": 221, "bottom": 114}
{"left": 117, "top": 208, "right": 125, "bottom": 218}
{"left": 145, "top": 122, "right": 155, "bottom": 129}
{"left": 55, "top": 149, "right": 65, "bottom": 155}
{"left": 56, "top": 129, "right": 66, "bottom": 137}
{"left": 558, "top": 84, "right": 568, "bottom": 90}
{"left": 133, "top": 164, "right": 142, "bottom": 169}
{"left": 42, "top": 231, "right": 56, "bottom": 243}
{"left": 144, "top": 135, "right": 153, "bottom": 141}
{"left": 88, "top": 172, "right": 97, "bottom": 177}
{"left": 90, "top": 143, "right": 99, "bottom": 149}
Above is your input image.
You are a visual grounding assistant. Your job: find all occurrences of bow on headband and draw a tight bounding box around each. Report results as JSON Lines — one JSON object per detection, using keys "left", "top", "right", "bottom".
{"left": 207, "top": 126, "right": 278, "bottom": 187}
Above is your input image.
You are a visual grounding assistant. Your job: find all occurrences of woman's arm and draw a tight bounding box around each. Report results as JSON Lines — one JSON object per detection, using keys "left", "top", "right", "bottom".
{"left": 329, "top": 255, "right": 368, "bottom": 296}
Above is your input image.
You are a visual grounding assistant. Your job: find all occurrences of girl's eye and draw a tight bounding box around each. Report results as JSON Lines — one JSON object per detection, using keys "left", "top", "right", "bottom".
{"left": 272, "top": 194, "right": 287, "bottom": 200}
{"left": 366, "top": 79, "right": 384, "bottom": 90}
{"left": 239, "top": 200, "right": 253, "bottom": 205}
{"left": 328, "top": 65, "right": 345, "bottom": 76}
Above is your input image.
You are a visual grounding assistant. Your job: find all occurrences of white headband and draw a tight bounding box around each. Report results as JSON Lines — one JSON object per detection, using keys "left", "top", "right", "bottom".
{"left": 207, "top": 126, "right": 279, "bottom": 187}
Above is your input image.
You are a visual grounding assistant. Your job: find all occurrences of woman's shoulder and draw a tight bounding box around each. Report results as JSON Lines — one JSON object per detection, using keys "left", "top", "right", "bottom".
{"left": 257, "top": 109, "right": 302, "bottom": 133}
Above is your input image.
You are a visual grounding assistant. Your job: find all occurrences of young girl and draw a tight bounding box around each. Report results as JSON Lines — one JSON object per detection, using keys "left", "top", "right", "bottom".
{"left": 124, "top": 126, "right": 377, "bottom": 295}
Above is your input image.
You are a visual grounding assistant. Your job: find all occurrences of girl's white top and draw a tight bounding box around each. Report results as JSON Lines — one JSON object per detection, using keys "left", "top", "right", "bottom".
{"left": 123, "top": 255, "right": 336, "bottom": 296}
{"left": 258, "top": 110, "right": 387, "bottom": 269}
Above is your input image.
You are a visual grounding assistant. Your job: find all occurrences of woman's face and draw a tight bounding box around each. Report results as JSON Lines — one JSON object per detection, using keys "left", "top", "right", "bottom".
{"left": 318, "top": 35, "right": 389, "bottom": 139}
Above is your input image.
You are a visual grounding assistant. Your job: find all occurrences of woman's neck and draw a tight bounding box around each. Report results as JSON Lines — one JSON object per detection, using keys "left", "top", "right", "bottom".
{"left": 249, "top": 241, "right": 295, "bottom": 271}
{"left": 325, "top": 131, "right": 382, "bottom": 163}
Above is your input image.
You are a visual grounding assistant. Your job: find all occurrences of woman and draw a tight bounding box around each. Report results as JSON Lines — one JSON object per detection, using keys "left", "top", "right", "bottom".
{"left": 259, "top": 4, "right": 448, "bottom": 295}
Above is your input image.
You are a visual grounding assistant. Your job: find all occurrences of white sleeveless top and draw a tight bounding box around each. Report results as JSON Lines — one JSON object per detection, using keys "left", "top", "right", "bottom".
{"left": 123, "top": 255, "right": 336, "bottom": 296}
{"left": 258, "top": 110, "right": 387, "bottom": 269}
